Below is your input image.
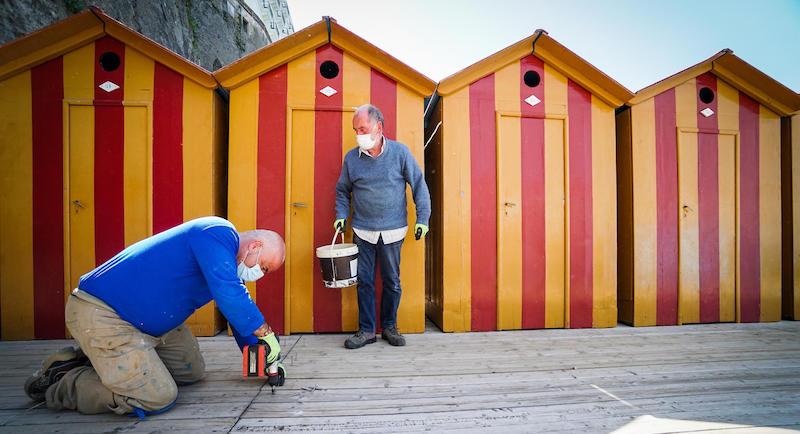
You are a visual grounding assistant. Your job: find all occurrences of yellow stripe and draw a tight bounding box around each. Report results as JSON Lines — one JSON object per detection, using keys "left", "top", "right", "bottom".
{"left": 396, "top": 84, "right": 426, "bottom": 333}
{"left": 676, "top": 79, "right": 699, "bottom": 324}
{"left": 227, "top": 78, "right": 259, "bottom": 310}
{"left": 716, "top": 80, "right": 738, "bottom": 322}
{"left": 590, "top": 96, "right": 616, "bottom": 327}
{"left": 63, "top": 43, "right": 95, "bottom": 302}
{"left": 0, "top": 71, "right": 34, "bottom": 340}
{"left": 123, "top": 47, "right": 152, "bottom": 247}
{"left": 793, "top": 113, "right": 800, "bottom": 320}
{"left": 340, "top": 53, "right": 369, "bottom": 331}
{"left": 441, "top": 87, "right": 471, "bottom": 331}
{"left": 182, "top": 78, "right": 222, "bottom": 336}
{"left": 494, "top": 61, "right": 521, "bottom": 330}
{"left": 630, "top": 99, "right": 657, "bottom": 326}
{"left": 544, "top": 64, "right": 566, "bottom": 328}
{"left": 287, "top": 51, "right": 316, "bottom": 333}
{"left": 759, "top": 105, "right": 781, "bottom": 321}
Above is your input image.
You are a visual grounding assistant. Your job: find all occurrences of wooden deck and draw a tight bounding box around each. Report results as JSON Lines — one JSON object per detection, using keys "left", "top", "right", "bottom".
{"left": 1, "top": 320, "right": 799, "bottom": 433}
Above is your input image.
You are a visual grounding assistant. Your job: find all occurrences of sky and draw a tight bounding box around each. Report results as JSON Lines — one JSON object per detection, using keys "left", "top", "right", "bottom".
{"left": 286, "top": 0, "right": 800, "bottom": 94}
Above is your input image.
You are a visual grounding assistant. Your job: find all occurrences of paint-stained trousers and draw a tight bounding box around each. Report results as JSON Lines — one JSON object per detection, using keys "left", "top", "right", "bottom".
{"left": 45, "top": 289, "right": 205, "bottom": 415}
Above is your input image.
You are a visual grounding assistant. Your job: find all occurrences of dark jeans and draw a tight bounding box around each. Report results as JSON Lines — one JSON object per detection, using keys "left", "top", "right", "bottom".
{"left": 353, "top": 233, "right": 404, "bottom": 333}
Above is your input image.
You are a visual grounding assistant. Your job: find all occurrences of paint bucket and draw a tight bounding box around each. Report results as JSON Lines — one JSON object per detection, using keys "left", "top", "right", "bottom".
{"left": 316, "top": 229, "right": 358, "bottom": 288}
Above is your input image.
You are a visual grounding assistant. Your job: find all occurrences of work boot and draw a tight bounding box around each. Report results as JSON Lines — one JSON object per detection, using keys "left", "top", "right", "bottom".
{"left": 344, "top": 330, "right": 376, "bottom": 349}
{"left": 24, "top": 346, "right": 88, "bottom": 401}
{"left": 381, "top": 327, "right": 406, "bottom": 346}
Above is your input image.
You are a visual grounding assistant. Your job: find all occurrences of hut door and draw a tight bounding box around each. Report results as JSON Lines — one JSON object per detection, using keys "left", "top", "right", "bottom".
{"left": 287, "top": 107, "right": 353, "bottom": 333}
{"left": 66, "top": 103, "right": 150, "bottom": 291}
{"left": 496, "top": 113, "right": 566, "bottom": 330}
{"left": 677, "top": 129, "right": 736, "bottom": 324}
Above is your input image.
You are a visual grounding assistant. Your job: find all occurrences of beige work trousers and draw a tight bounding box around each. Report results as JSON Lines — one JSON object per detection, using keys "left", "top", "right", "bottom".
{"left": 45, "top": 290, "right": 205, "bottom": 415}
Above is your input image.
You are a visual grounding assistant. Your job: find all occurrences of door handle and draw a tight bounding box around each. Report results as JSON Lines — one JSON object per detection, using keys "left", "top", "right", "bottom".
{"left": 504, "top": 201, "right": 516, "bottom": 207}
{"left": 72, "top": 200, "right": 85, "bottom": 209}
{"left": 293, "top": 202, "right": 307, "bottom": 207}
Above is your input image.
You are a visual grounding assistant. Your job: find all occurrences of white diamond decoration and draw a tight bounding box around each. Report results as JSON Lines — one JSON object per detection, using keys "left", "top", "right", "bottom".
{"left": 700, "top": 107, "right": 715, "bottom": 117}
{"left": 319, "top": 86, "right": 338, "bottom": 97}
{"left": 524, "top": 94, "right": 541, "bottom": 107}
{"left": 99, "top": 81, "right": 119, "bottom": 93}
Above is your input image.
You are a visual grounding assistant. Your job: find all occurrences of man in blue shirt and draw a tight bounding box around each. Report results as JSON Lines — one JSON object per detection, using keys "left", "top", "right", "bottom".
{"left": 24, "top": 216, "right": 284, "bottom": 417}
{"left": 334, "top": 104, "right": 431, "bottom": 349}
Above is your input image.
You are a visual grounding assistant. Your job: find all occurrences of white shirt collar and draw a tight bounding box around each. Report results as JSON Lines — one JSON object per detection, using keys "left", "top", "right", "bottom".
{"left": 359, "top": 135, "right": 387, "bottom": 158}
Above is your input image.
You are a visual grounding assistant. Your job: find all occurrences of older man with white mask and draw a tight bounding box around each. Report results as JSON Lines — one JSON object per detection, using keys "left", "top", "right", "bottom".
{"left": 334, "top": 104, "right": 431, "bottom": 349}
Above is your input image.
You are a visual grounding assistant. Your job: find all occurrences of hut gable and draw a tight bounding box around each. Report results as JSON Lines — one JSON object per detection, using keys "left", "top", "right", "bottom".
{"left": 215, "top": 17, "right": 435, "bottom": 97}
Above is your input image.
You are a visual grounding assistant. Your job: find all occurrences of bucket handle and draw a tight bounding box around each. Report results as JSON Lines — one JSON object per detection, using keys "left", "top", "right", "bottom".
{"left": 330, "top": 227, "right": 344, "bottom": 247}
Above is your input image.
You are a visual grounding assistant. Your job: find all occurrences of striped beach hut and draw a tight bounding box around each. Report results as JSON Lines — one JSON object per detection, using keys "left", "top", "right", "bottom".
{"left": 617, "top": 50, "right": 800, "bottom": 326}
{"left": 0, "top": 8, "right": 227, "bottom": 340}
{"left": 783, "top": 99, "right": 800, "bottom": 321}
{"left": 214, "top": 17, "right": 435, "bottom": 335}
{"left": 425, "top": 29, "right": 633, "bottom": 332}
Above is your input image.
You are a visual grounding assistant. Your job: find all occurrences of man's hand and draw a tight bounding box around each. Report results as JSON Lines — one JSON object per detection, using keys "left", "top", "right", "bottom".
{"left": 334, "top": 219, "right": 345, "bottom": 232}
{"left": 414, "top": 223, "right": 429, "bottom": 240}
{"left": 258, "top": 332, "right": 281, "bottom": 364}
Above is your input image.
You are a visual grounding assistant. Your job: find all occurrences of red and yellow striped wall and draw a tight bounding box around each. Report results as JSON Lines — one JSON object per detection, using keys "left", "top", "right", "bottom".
{"left": 0, "top": 10, "right": 226, "bottom": 340}
{"left": 426, "top": 30, "right": 632, "bottom": 332}
{"left": 618, "top": 51, "right": 800, "bottom": 326}
{"left": 215, "top": 18, "right": 435, "bottom": 335}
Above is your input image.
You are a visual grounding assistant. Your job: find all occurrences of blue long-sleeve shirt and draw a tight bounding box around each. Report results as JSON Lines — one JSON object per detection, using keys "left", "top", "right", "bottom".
{"left": 335, "top": 139, "right": 431, "bottom": 231}
{"left": 79, "top": 217, "right": 264, "bottom": 342}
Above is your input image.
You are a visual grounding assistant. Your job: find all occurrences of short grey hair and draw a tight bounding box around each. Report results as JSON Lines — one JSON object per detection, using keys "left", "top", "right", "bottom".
{"left": 356, "top": 104, "right": 384, "bottom": 126}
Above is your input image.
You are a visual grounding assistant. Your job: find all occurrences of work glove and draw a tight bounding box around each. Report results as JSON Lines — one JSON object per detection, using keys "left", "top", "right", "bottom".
{"left": 414, "top": 223, "right": 429, "bottom": 240}
{"left": 334, "top": 219, "right": 345, "bottom": 232}
{"left": 268, "top": 362, "right": 286, "bottom": 387}
{"left": 257, "top": 332, "right": 281, "bottom": 364}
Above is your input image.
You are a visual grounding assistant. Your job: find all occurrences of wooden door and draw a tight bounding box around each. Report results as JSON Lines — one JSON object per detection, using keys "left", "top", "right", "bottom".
{"left": 496, "top": 113, "right": 566, "bottom": 330}
{"left": 678, "top": 129, "right": 736, "bottom": 324}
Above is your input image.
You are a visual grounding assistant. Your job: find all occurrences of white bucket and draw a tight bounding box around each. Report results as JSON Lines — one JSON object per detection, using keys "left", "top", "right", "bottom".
{"left": 315, "top": 229, "right": 358, "bottom": 288}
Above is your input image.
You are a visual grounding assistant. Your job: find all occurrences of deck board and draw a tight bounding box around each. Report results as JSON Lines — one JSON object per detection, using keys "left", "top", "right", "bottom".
{"left": 0, "top": 321, "right": 798, "bottom": 433}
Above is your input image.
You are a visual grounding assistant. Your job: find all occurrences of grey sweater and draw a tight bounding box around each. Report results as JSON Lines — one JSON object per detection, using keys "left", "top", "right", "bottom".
{"left": 335, "top": 139, "right": 431, "bottom": 231}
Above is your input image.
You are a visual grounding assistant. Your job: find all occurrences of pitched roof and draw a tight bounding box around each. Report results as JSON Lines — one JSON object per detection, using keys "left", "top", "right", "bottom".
{"left": 629, "top": 49, "right": 800, "bottom": 116}
{"left": 214, "top": 17, "right": 436, "bottom": 97}
{"left": 0, "top": 7, "right": 216, "bottom": 88}
{"left": 437, "top": 29, "right": 633, "bottom": 108}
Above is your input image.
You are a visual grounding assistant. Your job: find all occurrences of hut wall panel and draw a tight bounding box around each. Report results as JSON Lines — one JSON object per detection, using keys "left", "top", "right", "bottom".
{"left": 793, "top": 114, "right": 800, "bottom": 319}
{"left": 759, "top": 105, "right": 781, "bottom": 321}
{"left": 32, "top": 57, "right": 65, "bottom": 339}
{"left": 630, "top": 99, "right": 657, "bottom": 326}
{"left": 0, "top": 71, "right": 34, "bottom": 340}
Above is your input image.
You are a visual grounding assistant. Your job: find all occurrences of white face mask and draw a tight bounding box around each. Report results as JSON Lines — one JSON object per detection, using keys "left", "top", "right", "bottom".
{"left": 356, "top": 123, "right": 379, "bottom": 151}
{"left": 237, "top": 246, "right": 264, "bottom": 282}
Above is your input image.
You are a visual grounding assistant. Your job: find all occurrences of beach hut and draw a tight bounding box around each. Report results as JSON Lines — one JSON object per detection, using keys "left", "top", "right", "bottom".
{"left": 0, "top": 8, "right": 227, "bottom": 340}
{"left": 617, "top": 50, "right": 800, "bottom": 326}
{"left": 425, "top": 30, "right": 632, "bottom": 332}
{"left": 214, "top": 17, "right": 435, "bottom": 335}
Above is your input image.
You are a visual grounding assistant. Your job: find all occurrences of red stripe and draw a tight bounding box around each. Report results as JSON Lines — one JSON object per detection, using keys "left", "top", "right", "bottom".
{"left": 469, "top": 74, "right": 497, "bottom": 331}
{"left": 257, "top": 65, "right": 288, "bottom": 334}
{"left": 31, "top": 57, "right": 65, "bottom": 339}
{"left": 739, "top": 93, "right": 761, "bottom": 322}
{"left": 313, "top": 45, "right": 344, "bottom": 332}
{"left": 93, "top": 37, "right": 125, "bottom": 265}
{"left": 152, "top": 63, "right": 184, "bottom": 234}
{"left": 369, "top": 69, "right": 397, "bottom": 332}
{"left": 519, "top": 55, "right": 546, "bottom": 329}
{"left": 696, "top": 73, "right": 720, "bottom": 323}
{"left": 567, "top": 80, "right": 593, "bottom": 328}
{"left": 654, "top": 89, "right": 679, "bottom": 325}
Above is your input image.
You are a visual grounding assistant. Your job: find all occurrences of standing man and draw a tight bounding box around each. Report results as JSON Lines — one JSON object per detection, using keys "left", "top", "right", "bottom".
{"left": 24, "top": 216, "right": 285, "bottom": 417}
{"left": 334, "top": 104, "right": 431, "bottom": 349}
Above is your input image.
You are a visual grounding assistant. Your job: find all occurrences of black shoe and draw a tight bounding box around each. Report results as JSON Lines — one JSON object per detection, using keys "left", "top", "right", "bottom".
{"left": 344, "top": 330, "right": 376, "bottom": 349}
{"left": 24, "top": 347, "right": 88, "bottom": 401}
{"left": 381, "top": 327, "right": 406, "bottom": 346}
